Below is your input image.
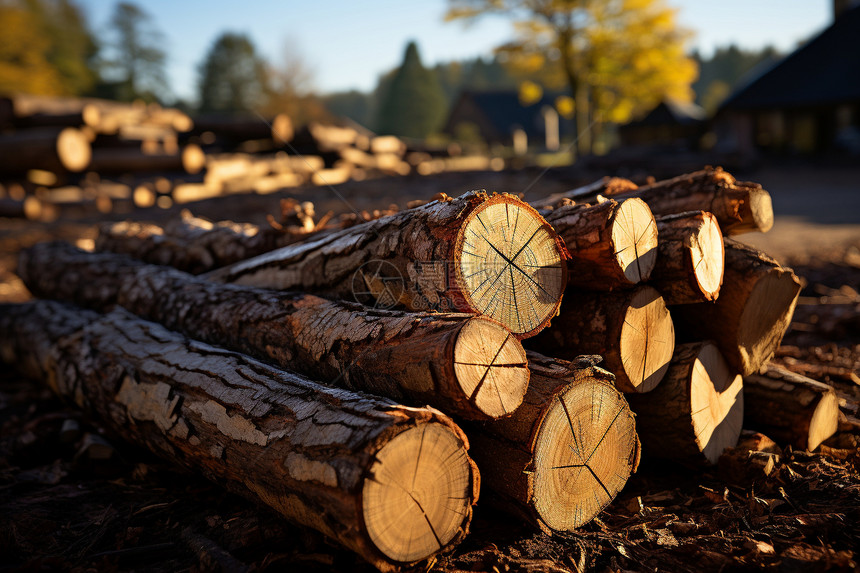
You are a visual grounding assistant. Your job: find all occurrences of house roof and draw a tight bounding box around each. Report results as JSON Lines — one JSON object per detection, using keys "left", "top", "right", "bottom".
{"left": 722, "top": 4, "right": 860, "bottom": 110}
{"left": 623, "top": 100, "right": 706, "bottom": 127}
{"left": 444, "top": 90, "right": 566, "bottom": 139}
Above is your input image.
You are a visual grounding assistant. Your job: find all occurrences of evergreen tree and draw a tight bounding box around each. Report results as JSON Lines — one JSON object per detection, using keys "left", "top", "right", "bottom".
{"left": 375, "top": 41, "right": 447, "bottom": 138}
{"left": 198, "top": 32, "right": 269, "bottom": 113}
{"left": 101, "top": 2, "right": 168, "bottom": 102}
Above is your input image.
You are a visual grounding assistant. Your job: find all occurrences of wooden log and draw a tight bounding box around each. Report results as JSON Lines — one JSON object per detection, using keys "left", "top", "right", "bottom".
{"left": 531, "top": 176, "right": 638, "bottom": 211}
{"left": 205, "top": 191, "right": 569, "bottom": 339}
{"left": 191, "top": 113, "right": 293, "bottom": 144}
{"left": 671, "top": 239, "right": 801, "bottom": 376}
{"left": 604, "top": 167, "right": 774, "bottom": 235}
{"left": 88, "top": 144, "right": 205, "bottom": 174}
{"left": 626, "top": 341, "right": 744, "bottom": 466}
{"left": 543, "top": 198, "right": 658, "bottom": 289}
{"left": 743, "top": 364, "right": 839, "bottom": 451}
{"left": 19, "top": 242, "right": 531, "bottom": 420}
{"left": 0, "top": 301, "right": 478, "bottom": 571}
{"left": 468, "top": 353, "right": 639, "bottom": 533}
{"left": 650, "top": 211, "right": 725, "bottom": 304}
{"left": 527, "top": 286, "right": 675, "bottom": 393}
{"left": 0, "top": 127, "right": 91, "bottom": 173}
{"left": 0, "top": 95, "right": 102, "bottom": 129}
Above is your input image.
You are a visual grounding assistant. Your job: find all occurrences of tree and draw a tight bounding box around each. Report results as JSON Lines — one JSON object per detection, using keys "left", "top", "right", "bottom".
{"left": 198, "top": 32, "right": 269, "bottom": 113}
{"left": 102, "top": 2, "right": 168, "bottom": 102}
{"left": 692, "top": 44, "right": 781, "bottom": 113}
{"left": 375, "top": 41, "right": 448, "bottom": 139}
{"left": 259, "top": 41, "right": 328, "bottom": 125}
{"left": 446, "top": 0, "right": 698, "bottom": 155}
{"left": 0, "top": 0, "right": 97, "bottom": 96}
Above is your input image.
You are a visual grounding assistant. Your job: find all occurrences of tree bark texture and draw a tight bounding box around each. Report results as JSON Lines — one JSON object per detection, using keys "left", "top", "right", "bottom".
{"left": 467, "top": 353, "right": 639, "bottom": 533}
{"left": 0, "top": 301, "right": 478, "bottom": 571}
{"left": 650, "top": 211, "right": 725, "bottom": 304}
{"left": 88, "top": 144, "right": 205, "bottom": 174}
{"left": 204, "top": 191, "right": 569, "bottom": 339}
{"left": 19, "top": 241, "right": 530, "bottom": 420}
{"left": 670, "top": 239, "right": 801, "bottom": 376}
{"left": 527, "top": 286, "right": 675, "bottom": 393}
{"left": 543, "top": 198, "right": 658, "bottom": 289}
{"left": 626, "top": 342, "right": 744, "bottom": 466}
{"left": 605, "top": 167, "right": 774, "bottom": 235}
{"left": 531, "top": 177, "right": 638, "bottom": 211}
{"left": 743, "top": 364, "right": 840, "bottom": 451}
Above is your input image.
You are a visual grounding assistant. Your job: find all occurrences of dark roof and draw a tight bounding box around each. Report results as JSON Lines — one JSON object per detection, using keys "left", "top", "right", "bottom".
{"left": 445, "top": 90, "right": 568, "bottom": 139}
{"left": 722, "top": 4, "right": 860, "bottom": 110}
{"left": 623, "top": 100, "right": 706, "bottom": 127}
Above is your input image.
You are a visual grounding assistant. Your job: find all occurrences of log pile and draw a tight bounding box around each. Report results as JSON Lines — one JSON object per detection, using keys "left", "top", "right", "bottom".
{"left": 0, "top": 94, "right": 501, "bottom": 221}
{"left": 4, "top": 165, "right": 833, "bottom": 571}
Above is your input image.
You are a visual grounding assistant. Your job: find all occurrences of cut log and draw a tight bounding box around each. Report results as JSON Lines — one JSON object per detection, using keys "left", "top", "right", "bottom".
{"left": 0, "top": 94, "right": 102, "bottom": 128}
{"left": 743, "top": 364, "right": 840, "bottom": 451}
{"left": 531, "top": 176, "right": 638, "bottom": 211}
{"left": 0, "top": 301, "right": 477, "bottom": 572}
{"left": 205, "top": 191, "right": 568, "bottom": 339}
{"left": 468, "top": 354, "right": 639, "bottom": 533}
{"left": 0, "top": 127, "right": 91, "bottom": 173}
{"left": 671, "top": 239, "right": 801, "bottom": 376}
{"left": 650, "top": 211, "right": 725, "bottom": 304}
{"left": 603, "top": 167, "right": 774, "bottom": 235}
{"left": 626, "top": 341, "right": 744, "bottom": 466}
{"left": 19, "top": 242, "right": 531, "bottom": 420}
{"left": 527, "top": 286, "right": 675, "bottom": 393}
{"left": 88, "top": 144, "right": 205, "bottom": 174}
{"left": 191, "top": 114, "right": 293, "bottom": 144}
{"left": 543, "top": 198, "right": 658, "bottom": 289}
{"left": 95, "top": 209, "right": 320, "bottom": 274}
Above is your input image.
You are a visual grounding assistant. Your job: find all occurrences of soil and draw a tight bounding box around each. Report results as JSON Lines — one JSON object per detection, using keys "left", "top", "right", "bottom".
{"left": 1, "top": 164, "right": 859, "bottom": 572}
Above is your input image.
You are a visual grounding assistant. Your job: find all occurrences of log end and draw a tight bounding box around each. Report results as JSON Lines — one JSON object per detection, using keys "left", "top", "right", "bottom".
{"left": 618, "top": 286, "right": 675, "bottom": 393}
{"left": 271, "top": 113, "right": 294, "bottom": 144}
{"left": 56, "top": 127, "right": 91, "bottom": 172}
{"left": 611, "top": 198, "right": 658, "bottom": 284}
{"left": 454, "top": 194, "right": 567, "bottom": 339}
{"left": 737, "top": 268, "right": 801, "bottom": 375}
{"left": 362, "top": 422, "right": 474, "bottom": 564}
{"left": 531, "top": 377, "right": 638, "bottom": 532}
{"left": 747, "top": 189, "right": 774, "bottom": 234}
{"left": 691, "top": 212, "right": 725, "bottom": 301}
{"left": 807, "top": 389, "right": 840, "bottom": 451}
{"left": 182, "top": 144, "right": 206, "bottom": 174}
{"left": 453, "top": 317, "right": 529, "bottom": 419}
{"left": 691, "top": 342, "right": 744, "bottom": 464}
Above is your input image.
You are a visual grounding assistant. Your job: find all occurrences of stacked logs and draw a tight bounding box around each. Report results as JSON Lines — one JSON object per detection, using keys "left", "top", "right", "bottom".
{"left": 3, "top": 166, "right": 835, "bottom": 571}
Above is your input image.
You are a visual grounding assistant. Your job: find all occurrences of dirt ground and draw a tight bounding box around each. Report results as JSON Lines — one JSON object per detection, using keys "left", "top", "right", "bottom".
{"left": 1, "top": 164, "right": 859, "bottom": 572}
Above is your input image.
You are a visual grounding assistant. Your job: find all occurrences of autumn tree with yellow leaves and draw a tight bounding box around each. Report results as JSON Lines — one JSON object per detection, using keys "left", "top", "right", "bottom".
{"left": 446, "top": 0, "right": 698, "bottom": 154}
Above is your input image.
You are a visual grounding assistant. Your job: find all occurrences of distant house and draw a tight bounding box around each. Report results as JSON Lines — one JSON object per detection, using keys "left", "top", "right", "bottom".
{"left": 716, "top": 1, "right": 860, "bottom": 156}
{"left": 618, "top": 99, "right": 706, "bottom": 150}
{"left": 442, "top": 90, "right": 571, "bottom": 150}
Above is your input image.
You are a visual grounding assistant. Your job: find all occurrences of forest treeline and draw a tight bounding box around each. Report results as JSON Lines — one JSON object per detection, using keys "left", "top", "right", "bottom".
{"left": 1, "top": 0, "right": 781, "bottom": 141}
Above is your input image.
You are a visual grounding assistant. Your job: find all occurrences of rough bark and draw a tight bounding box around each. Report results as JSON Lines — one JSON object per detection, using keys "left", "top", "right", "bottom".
{"left": 467, "top": 353, "right": 639, "bottom": 533}
{"left": 671, "top": 239, "right": 801, "bottom": 376}
{"left": 95, "top": 207, "right": 321, "bottom": 274}
{"left": 204, "top": 191, "right": 569, "bottom": 339}
{"left": 191, "top": 114, "right": 293, "bottom": 144}
{"left": 650, "top": 211, "right": 725, "bottom": 304}
{"left": 743, "top": 364, "right": 840, "bottom": 451}
{"left": 527, "top": 286, "right": 675, "bottom": 393}
{"left": 0, "top": 127, "right": 91, "bottom": 173}
{"left": 604, "top": 167, "right": 774, "bottom": 235}
{"left": 626, "top": 342, "right": 744, "bottom": 466}
{"left": 531, "top": 177, "right": 638, "bottom": 211}
{"left": 0, "top": 301, "right": 478, "bottom": 572}
{"left": 19, "top": 241, "right": 530, "bottom": 420}
{"left": 543, "top": 198, "right": 658, "bottom": 289}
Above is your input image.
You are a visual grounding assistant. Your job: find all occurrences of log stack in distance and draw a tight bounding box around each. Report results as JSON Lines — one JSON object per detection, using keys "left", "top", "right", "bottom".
{"left": 467, "top": 354, "right": 639, "bottom": 533}
{"left": 206, "top": 190, "right": 568, "bottom": 339}
{"left": 0, "top": 301, "right": 478, "bottom": 572}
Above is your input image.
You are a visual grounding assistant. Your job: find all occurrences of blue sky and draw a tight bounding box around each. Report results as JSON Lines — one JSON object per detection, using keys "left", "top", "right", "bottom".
{"left": 77, "top": 0, "right": 832, "bottom": 101}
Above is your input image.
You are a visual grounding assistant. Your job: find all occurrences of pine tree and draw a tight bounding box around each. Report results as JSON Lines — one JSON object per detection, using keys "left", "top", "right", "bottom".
{"left": 375, "top": 41, "right": 447, "bottom": 138}
{"left": 198, "top": 32, "right": 269, "bottom": 113}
